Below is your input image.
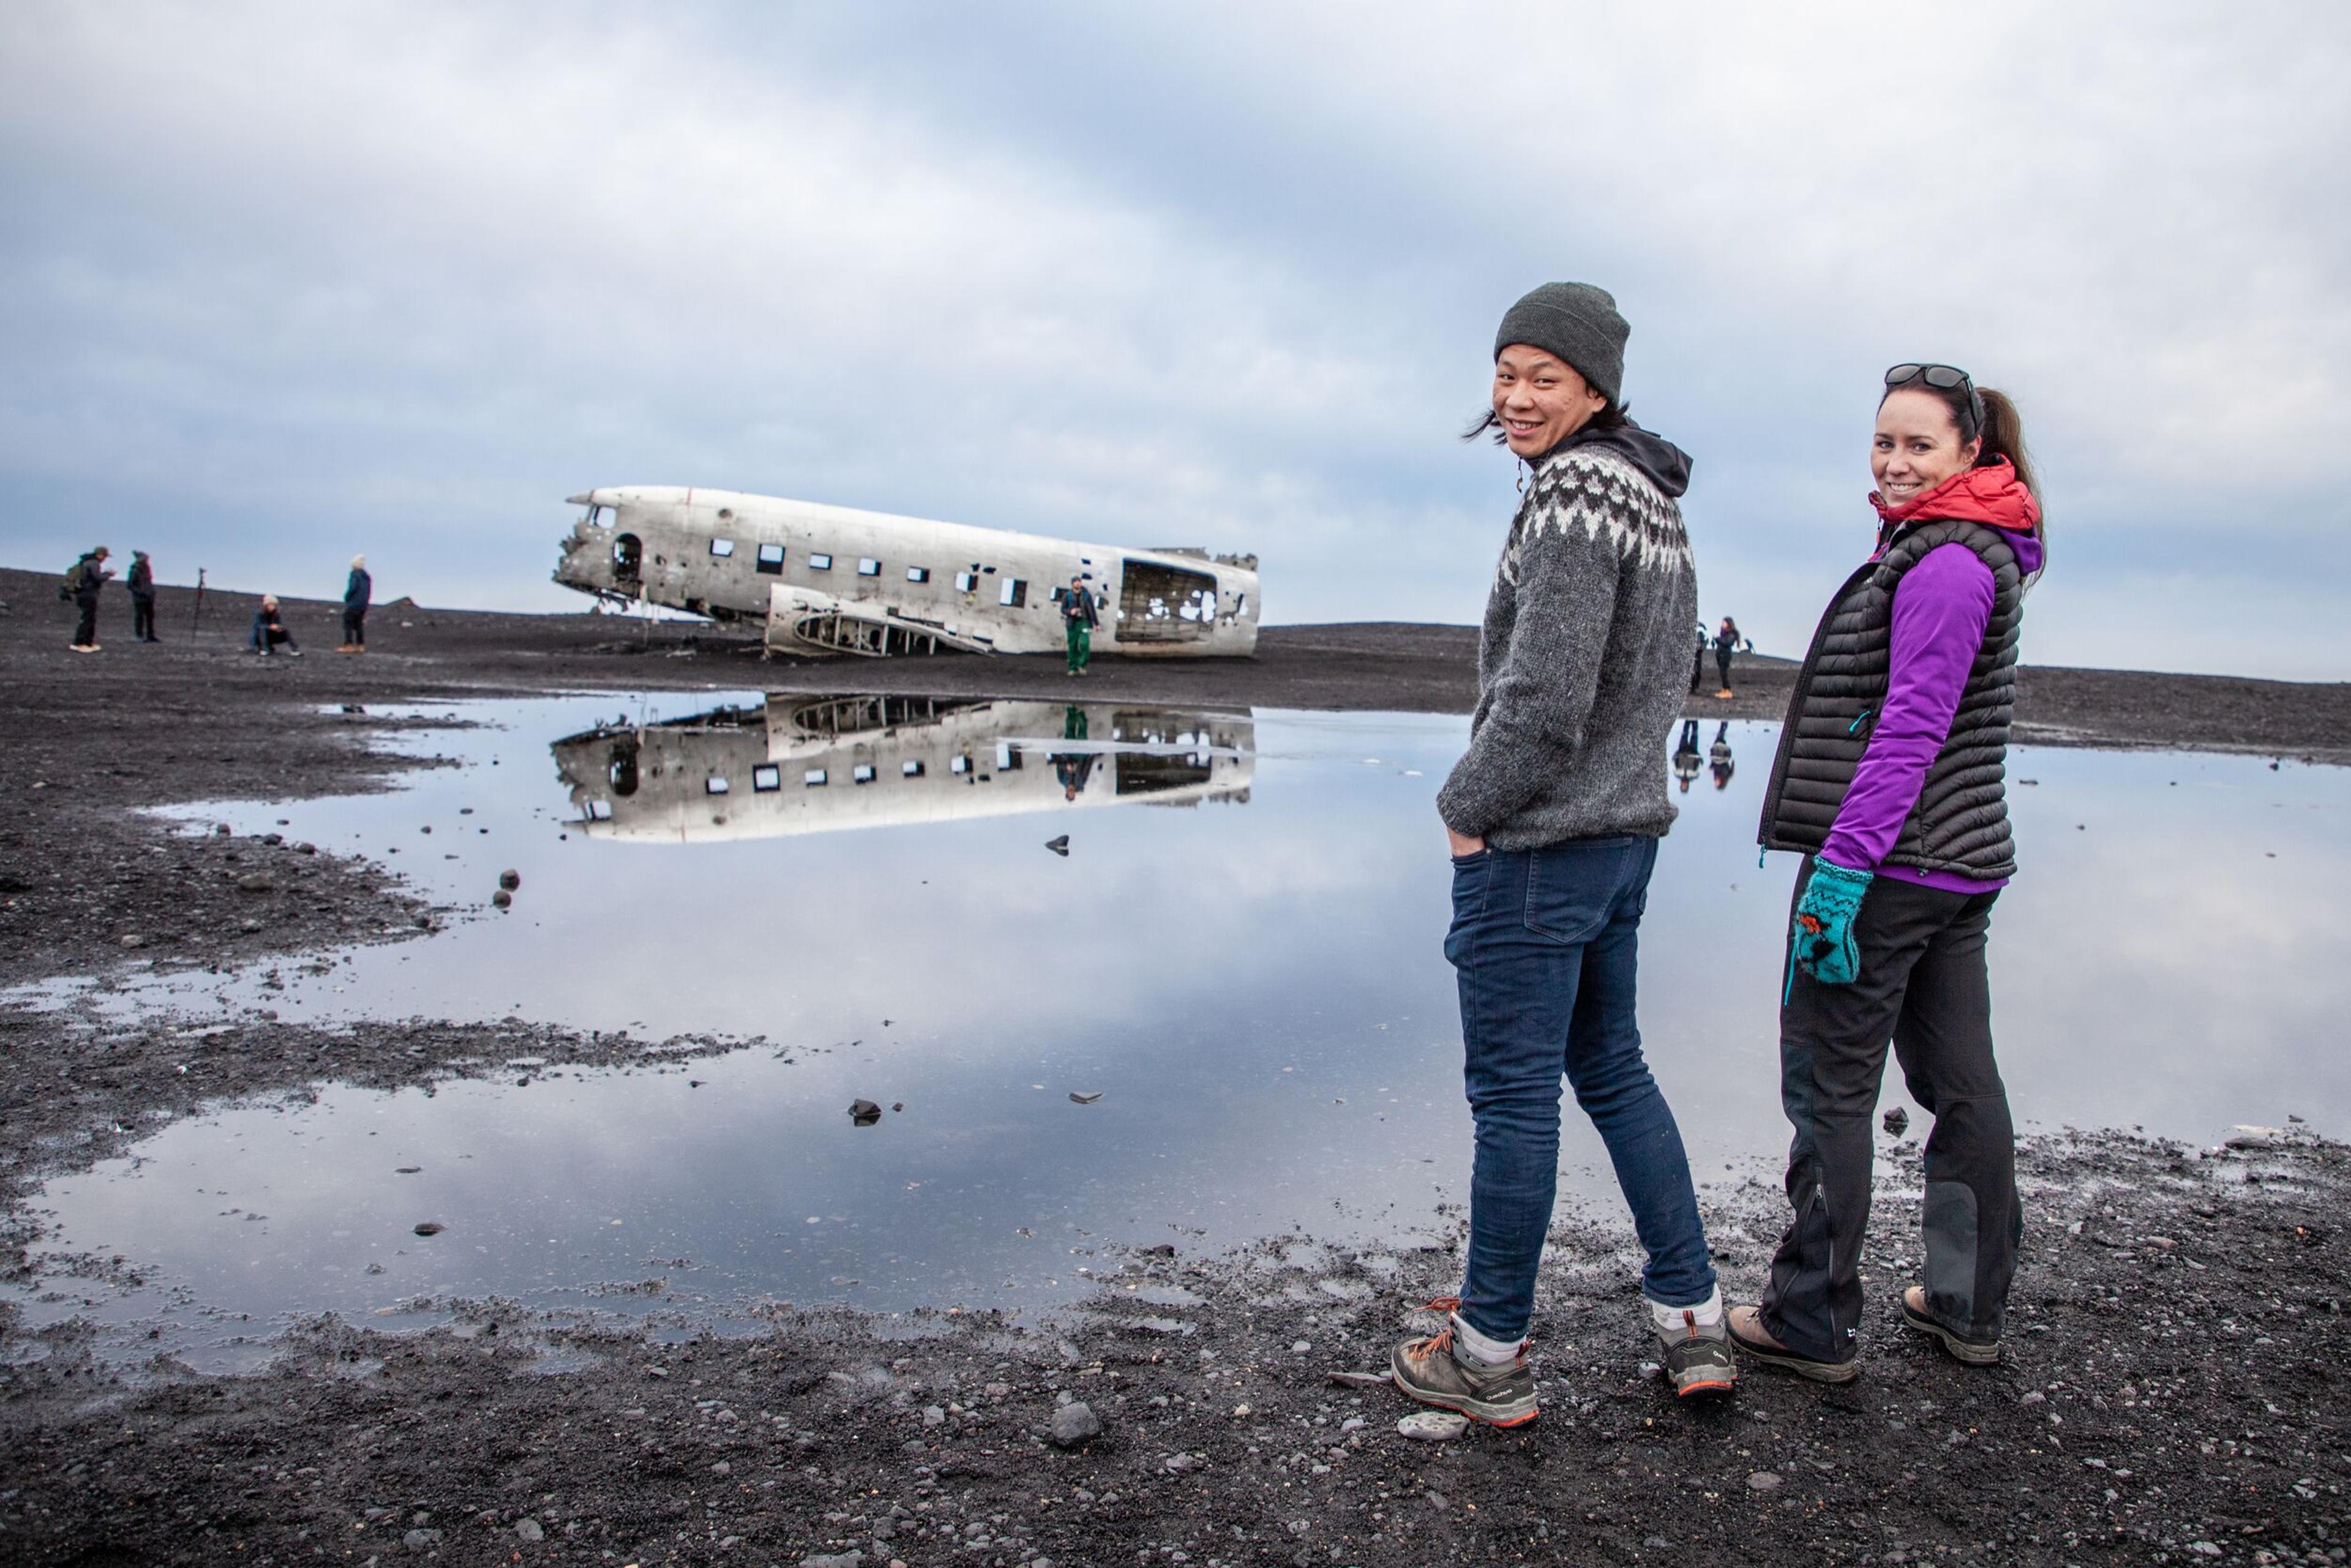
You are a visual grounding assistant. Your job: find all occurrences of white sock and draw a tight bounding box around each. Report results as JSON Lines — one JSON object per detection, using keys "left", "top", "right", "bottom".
{"left": 1646, "top": 1285, "right": 1724, "bottom": 1335}
{"left": 1449, "top": 1312, "right": 1524, "bottom": 1367}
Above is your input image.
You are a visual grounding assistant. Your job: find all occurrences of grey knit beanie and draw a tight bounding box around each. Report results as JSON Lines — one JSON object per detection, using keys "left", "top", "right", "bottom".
{"left": 1493, "top": 282, "right": 1629, "bottom": 404}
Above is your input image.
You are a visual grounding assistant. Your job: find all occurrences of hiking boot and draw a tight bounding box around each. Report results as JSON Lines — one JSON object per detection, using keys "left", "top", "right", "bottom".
{"left": 1389, "top": 1302, "right": 1538, "bottom": 1427}
{"left": 1654, "top": 1307, "right": 1738, "bottom": 1399}
{"left": 1725, "top": 1304, "right": 1859, "bottom": 1384}
{"left": 1898, "top": 1287, "right": 2000, "bottom": 1366}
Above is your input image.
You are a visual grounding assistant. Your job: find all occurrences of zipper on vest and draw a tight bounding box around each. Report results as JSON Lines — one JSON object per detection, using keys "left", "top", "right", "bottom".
{"left": 1848, "top": 707, "right": 1876, "bottom": 738}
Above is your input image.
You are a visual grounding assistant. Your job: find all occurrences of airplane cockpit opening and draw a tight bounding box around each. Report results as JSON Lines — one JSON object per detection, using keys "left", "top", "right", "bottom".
{"left": 553, "top": 485, "right": 1259, "bottom": 659}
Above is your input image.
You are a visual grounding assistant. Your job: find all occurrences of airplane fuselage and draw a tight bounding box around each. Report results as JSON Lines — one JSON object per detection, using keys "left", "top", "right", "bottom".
{"left": 554, "top": 486, "right": 1259, "bottom": 658}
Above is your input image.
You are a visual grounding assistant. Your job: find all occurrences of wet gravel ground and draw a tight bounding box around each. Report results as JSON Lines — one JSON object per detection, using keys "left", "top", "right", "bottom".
{"left": 2, "top": 1127, "right": 2343, "bottom": 1567}
{"left": 3, "top": 565, "right": 2349, "bottom": 1566}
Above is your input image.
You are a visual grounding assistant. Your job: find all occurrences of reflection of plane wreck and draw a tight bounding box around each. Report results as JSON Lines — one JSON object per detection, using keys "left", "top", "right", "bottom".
{"left": 552, "top": 697, "right": 1254, "bottom": 842}
{"left": 553, "top": 486, "right": 1259, "bottom": 659}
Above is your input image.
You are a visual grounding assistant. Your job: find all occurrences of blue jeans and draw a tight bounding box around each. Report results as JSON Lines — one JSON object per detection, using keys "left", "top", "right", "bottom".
{"left": 1445, "top": 836, "right": 1715, "bottom": 1341}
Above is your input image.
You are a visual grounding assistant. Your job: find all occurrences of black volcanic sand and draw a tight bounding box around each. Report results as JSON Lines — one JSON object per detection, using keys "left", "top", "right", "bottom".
{"left": 3, "top": 563, "right": 2350, "bottom": 1566}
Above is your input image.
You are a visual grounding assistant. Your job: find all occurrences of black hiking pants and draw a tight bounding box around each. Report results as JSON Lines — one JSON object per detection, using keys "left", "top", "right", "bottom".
{"left": 1760, "top": 861, "right": 2019, "bottom": 1364}
{"left": 343, "top": 605, "right": 366, "bottom": 646}
{"left": 72, "top": 596, "right": 99, "bottom": 647}
{"left": 1715, "top": 642, "right": 1734, "bottom": 690}
{"left": 132, "top": 595, "right": 156, "bottom": 640}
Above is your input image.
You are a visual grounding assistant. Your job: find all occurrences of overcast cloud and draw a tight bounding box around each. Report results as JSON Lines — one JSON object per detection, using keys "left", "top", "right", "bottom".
{"left": 2, "top": 2, "right": 2345, "bottom": 677}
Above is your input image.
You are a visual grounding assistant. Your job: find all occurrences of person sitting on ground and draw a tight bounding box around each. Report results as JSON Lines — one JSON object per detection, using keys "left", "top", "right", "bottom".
{"left": 1715, "top": 615, "right": 1741, "bottom": 699}
{"left": 1062, "top": 574, "right": 1099, "bottom": 676}
{"left": 1398, "top": 281, "right": 1734, "bottom": 1430}
{"left": 127, "top": 549, "right": 159, "bottom": 642}
{"left": 65, "top": 545, "right": 111, "bottom": 652}
{"left": 250, "top": 595, "right": 301, "bottom": 657}
{"left": 339, "top": 555, "right": 371, "bottom": 653}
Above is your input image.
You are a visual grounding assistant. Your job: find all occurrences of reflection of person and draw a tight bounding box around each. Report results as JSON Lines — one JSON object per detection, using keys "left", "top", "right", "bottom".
{"left": 250, "top": 594, "right": 301, "bottom": 656}
{"left": 127, "top": 550, "right": 159, "bottom": 642}
{"left": 1733, "top": 361, "right": 2045, "bottom": 1383}
{"left": 1714, "top": 616, "right": 1740, "bottom": 698}
{"left": 1671, "top": 719, "right": 1701, "bottom": 793}
{"left": 1398, "top": 282, "right": 1733, "bottom": 1428}
{"left": 1050, "top": 705, "right": 1095, "bottom": 799}
{"left": 67, "top": 545, "right": 111, "bottom": 652}
{"left": 1062, "top": 575, "right": 1098, "bottom": 676}
{"left": 1709, "top": 721, "right": 1734, "bottom": 790}
{"left": 339, "top": 555, "right": 370, "bottom": 653}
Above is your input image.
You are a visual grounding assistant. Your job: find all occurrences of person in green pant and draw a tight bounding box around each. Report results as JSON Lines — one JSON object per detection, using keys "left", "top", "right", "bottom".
{"left": 1062, "top": 575, "right": 1098, "bottom": 676}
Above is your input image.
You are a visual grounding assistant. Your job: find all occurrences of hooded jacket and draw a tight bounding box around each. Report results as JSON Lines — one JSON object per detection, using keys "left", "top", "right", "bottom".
{"left": 1437, "top": 419, "right": 1700, "bottom": 849}
{"left": 1757, "top": 460, "right": 2042, "bottom": 887}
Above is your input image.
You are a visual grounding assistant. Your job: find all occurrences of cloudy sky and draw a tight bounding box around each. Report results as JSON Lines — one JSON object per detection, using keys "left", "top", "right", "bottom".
{"left": 4, "top": 2, "right": 2345, "bottom": 677}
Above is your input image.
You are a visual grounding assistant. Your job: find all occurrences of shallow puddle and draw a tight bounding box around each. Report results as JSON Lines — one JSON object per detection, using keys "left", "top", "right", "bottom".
{"left": 12, "top": 692, "right": 2347, "bottom": 1364}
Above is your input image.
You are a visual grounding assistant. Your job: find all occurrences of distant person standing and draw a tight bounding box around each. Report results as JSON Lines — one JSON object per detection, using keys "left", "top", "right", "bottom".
{"left": 339, "top": 555, "right": 372, "bottom": 653}
{"left": 1062, "top": 574, "right": 1098, "bottom": 677}
{"left": 64, "top": 545, "right": 111, "bottom": 653}
{"left": 1690, "top": 623, "right": 1709, "bottom": 694}
{"left": 1714, "top": 616, "right": 1741, "bottom": 699}
{"left": 1398, "top": 281, "right": 1733, "bottom": 1428}
{"left": 1710, "top": 721, "right": 1735, "bottom": 790}
{"left": 127, "top": 549, "right": 159, "bottom": 642}
{"left": 250, "top": 595, "right": 301, "bottom": 657}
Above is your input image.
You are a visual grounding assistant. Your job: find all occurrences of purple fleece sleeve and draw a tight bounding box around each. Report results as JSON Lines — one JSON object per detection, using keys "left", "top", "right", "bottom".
{"left": 1819, "top": 543, "right": 1995, "bottom": 872}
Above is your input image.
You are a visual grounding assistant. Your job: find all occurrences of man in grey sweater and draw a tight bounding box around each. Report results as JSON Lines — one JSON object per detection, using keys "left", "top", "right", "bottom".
{"left": 1390, "top": 283, "right": 1735, "bottom": 1427}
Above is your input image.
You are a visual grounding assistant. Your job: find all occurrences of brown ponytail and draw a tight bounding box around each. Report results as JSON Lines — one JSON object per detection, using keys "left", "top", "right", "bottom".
{"left": 1973, "top": 387, "right": 2038, "bottom": 500}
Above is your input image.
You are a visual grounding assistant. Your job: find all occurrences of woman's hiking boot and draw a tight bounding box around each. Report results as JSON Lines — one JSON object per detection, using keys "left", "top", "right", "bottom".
{"left": 1654, "top": 1305, "right": 1739, "bottom": 1399}
{"left": 1389, "top": 1300, "right": 1537, "bottom": 1428}
{"left": 1898, "top": 1286, "right": 2000, "bottom": 1366}
{"left": 1725, "top": 1304, "right": 1860, "bottom": 1384}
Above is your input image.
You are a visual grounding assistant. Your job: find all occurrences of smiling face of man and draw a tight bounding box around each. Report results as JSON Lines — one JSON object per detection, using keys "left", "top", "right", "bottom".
{"left": 1491, "top": 345, "right": 1607, "bottom": 460}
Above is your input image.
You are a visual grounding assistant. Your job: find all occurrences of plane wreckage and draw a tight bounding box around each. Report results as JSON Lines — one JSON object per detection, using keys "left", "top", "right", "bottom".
{"left": 555, "top": 486, "right": 1260, "bottom": 658}
{"left": 552, "top": 696, "right": 1254, "bottom": 842}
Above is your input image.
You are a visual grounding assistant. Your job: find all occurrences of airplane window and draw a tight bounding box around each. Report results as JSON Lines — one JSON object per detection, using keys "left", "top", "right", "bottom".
{"left": 954, "top": 571, "right": 977, "bottom": 593}
{"left": 906, "top": 566, "right": 930, "bottom": 583}
{"left": 902, "top": 760, "right": 925, "bottom": 777}
{"left": 950, "top": 756, "right": 969, "bottom": 775}
{"left": 757, "top": 543, "right": 786, "bottom": 575}
{"left": 752, "top": 764, "right": 781, "bottom": 792}
{"left": 705, "top": 776, "right": 730, "bottom": 795}
{"left": 858, "top": 558, "right": 882, "bottom": 577}
{"left": 804, "top": 768, "right": 828, "bottom": 786}
{"left": 709, "top": 538, "right": 735, "bottom": 558}
{"left": 852, "top": 763, "right": 877, "bottom": 784}
{"left": 808, "top": 553, "right": 832, "bottom": 571}
{"left": 999, "top": 577, "right": 1027, "bottom": 608}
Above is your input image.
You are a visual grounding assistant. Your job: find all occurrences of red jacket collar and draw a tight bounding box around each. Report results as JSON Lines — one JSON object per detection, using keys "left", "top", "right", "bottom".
{"left": 1871, "top": 457, "right": 2041, "bottom": 535}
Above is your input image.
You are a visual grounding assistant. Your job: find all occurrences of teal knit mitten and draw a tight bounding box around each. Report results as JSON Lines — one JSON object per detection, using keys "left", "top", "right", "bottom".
{"left": 1791, "top": 859, "right": 1874, "bottom": 986}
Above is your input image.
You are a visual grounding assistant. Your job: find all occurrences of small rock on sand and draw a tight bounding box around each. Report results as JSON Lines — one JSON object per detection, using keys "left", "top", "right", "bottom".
{"left": 514, "top": 1518, "right": 544, "bottom": 1542}
{"left": 1747, "top": 1471, "right": 1783, "bottom": 1491}
{"left": 1397, "top": 1411, "right": 1468, "bottom": 1441}
{"left": 1049, "top": 1401, "right": 1101, "bottom": 1447}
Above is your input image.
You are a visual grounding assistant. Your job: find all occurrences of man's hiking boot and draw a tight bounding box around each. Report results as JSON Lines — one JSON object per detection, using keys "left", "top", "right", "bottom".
{"left": 1389, "top": 1300, "right": 1537, "bottom": 1428}
{"left": 1655, "top": 1306, "right": 1738, "bottom": 1398}
{"left": 1898, "top": 1287, "right": 2000, "bottom": 1366}
{"left": 1725, "top": 1304, "right": 1859, "bottom": 1384}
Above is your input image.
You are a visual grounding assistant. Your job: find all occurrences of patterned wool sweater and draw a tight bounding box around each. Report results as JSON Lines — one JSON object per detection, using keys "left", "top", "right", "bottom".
{"left": 1438, "top": 430, "right": 1700, "bottom": 850}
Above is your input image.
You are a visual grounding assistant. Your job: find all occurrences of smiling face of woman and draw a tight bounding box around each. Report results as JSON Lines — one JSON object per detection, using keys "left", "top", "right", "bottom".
{"left": 1492, "top": 345, "right": 1607, "bottom": 459}
{"left": 1873, "top": 386, "right": 1982, "bottom": 507}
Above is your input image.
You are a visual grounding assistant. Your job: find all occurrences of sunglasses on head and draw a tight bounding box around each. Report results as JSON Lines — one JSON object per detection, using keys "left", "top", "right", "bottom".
{"left": 1884, "top": 362, "right": 1984, "bottom": 441}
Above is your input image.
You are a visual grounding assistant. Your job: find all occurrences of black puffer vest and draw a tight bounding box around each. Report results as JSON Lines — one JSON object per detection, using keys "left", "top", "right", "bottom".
{"left": 1757, "top": 520, "right": 2025, "bottom": 880}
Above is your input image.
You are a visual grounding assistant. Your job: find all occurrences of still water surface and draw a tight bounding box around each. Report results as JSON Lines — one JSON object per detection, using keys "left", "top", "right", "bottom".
{"left": 13, "top": 693, "right": 2347, "bottom": 1362}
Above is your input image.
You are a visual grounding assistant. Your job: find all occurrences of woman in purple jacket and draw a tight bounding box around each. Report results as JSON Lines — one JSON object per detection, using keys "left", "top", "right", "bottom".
{"left": 1729, "top": 363, "right": 2044, "bottom": 1381}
